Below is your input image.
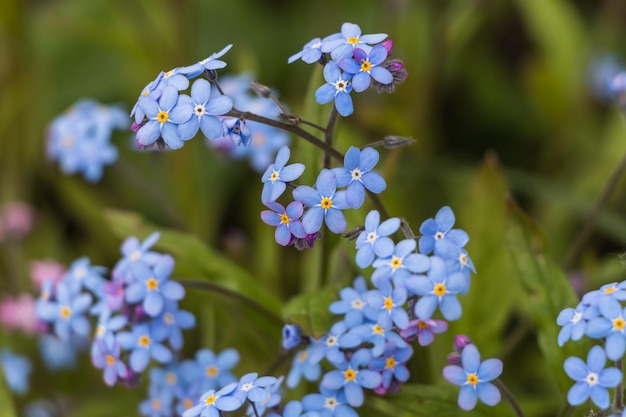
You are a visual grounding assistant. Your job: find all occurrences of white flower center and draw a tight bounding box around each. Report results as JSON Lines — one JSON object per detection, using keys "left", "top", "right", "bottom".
{"left": 585, "top": 372, "right": 599, "bottom": 386}
{"left": 334, "top": 79, "right": 348, "bottom": 93}
{"left": 324, "top": 397, "right": 338, "bottom": 410}
{"left": 350, "top": 168, "right": 363, "bottom": 181}
{"left": 351, "top": 299, "right": 364, "bottom": 310}
{"left": 366, "top": 231, "right": 378, "bottom": 244}
{"left": 194, "top": 104, "right": 206, "bottom": 116}
{"left": 571, "top": 312, "right": 582, "bottom": 324}
{"left": 325, "top": 336, "right": 338, "bottom": 347}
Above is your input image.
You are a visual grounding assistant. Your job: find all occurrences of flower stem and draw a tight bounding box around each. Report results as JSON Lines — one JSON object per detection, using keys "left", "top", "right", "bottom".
{"left": 324, "top": 106, "right": 339, "bottom": 169}
{"left": 563, "top": 149, "right": 626, "bottom": 270}
{"left": 177, "top": 278, "right": 284, "bottom": 327}
{"left": 249, "top": 401, "right": 261, "bottom": 417}
{"left": 493, "top": 379, "right": 525, "bottom": 417}
{"left": 616, "top": 358, "right": 623, "bottom": 409}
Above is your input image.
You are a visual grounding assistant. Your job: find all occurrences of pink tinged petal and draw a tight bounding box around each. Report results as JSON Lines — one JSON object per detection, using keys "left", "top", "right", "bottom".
{"left": 275, "top": 225, "right": 292, "bottom": 246}
{"left": 458, "top": 385, "right": 478, "bottom": 410}
{"left": 325, "top": 209, "right": 347, "bottom": 234}
{"left": 116, "top": 361, "right": 128, "bottom": 378}
{"left": 136, "top": 122, "right": 161, "bottom": 146}
{"left": 477, "top": 382, "right": 501, "bottom": 406}
{"left": 462, "top": 344, "right": 481, "bottom": 373}
{"left": 261, "top": 211, "right": 282, "bottom": 226}
{"left": 418, "top": 330, "right": 435, "bottom": 346}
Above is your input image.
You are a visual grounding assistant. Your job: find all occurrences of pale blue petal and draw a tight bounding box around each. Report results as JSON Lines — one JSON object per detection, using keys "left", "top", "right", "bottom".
{"left": 476, "top": 382, "right": 501, "bottom": 406}
{"left": 457, "top": 385, "right": 478, "bottom": 410}
{"left": 302, "top": 208, "right": 324, "bottom": 234}
{"left": 325, "top": 208, "right": 347, "bottom": 234}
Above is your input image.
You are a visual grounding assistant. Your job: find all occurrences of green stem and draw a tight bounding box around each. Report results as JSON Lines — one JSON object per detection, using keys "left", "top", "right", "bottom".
{"left": 324, "top": 106, "right": 339, "bottom": 169}
{"left": 177, "top": 278, "right": 284, "bottom": 327}
{"left": 493, "top": 379, "right": 525, "bottom": 417}
{"left": 616, "top": 359, "right": 623, "bottom": 410}
{"left": 563, "top": 149, "right": 626, "bottom": 270}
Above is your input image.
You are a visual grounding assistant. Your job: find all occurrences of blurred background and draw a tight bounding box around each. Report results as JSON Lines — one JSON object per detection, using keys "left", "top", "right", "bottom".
{"left": 2, "top": 0, "right": 626, "bottom": 416}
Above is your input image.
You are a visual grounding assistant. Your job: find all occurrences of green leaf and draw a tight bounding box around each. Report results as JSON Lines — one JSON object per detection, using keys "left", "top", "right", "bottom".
{"left": 282, "top": 284, "right": 341, "bottom": 338}
{"left": 366, "top": 383, "right": 516, "bottom": 417}
{"left": 504, "top": 197, "right": 586, "bottom": 392}
{"left": 103, "top": 208, "right": 283, "bottom": 324}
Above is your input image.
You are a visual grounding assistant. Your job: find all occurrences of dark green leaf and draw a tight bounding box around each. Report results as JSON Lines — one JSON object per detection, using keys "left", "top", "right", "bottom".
{"left": 282, "top": 284, "right": 341, "bottom": 338}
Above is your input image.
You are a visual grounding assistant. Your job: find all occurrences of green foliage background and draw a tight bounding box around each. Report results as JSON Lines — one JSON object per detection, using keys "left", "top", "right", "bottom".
{"left": 1, "top": 0, "right": 626, "bottom": 416}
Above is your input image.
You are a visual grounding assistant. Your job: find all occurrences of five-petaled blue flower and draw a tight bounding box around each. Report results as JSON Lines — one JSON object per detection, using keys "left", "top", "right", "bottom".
{"left": 315, "top": 61, "right": 354, "bottom": 117}
{"left": 584, "top": 296, "right": 626, "bottom": 360}
{"left": 177, "top": 78, "right": 233, "bottom": 141}
{"left": 293, "top": 169, "right": 350, "bottom": 234}
{"left": 354, "top": 210, "right": 399, "bottom": 268}
{"left": 260, "top": 200, "right": 307, "bottom": 246}
{"left": 442, "top": 343, "right": 502, "bottom": 410}
{"left": 179, "top": 44, "right": 233, "bottom": 79}
{"left": 116, "top": 322, "right": 173, "bottom": 373}
{"left": 182, "top": 382, "right": 243, "bottom": 417}
{"left": 564, "top": 345, "right": 622, "bottom": 409}
{"left": 339, "top": 45, "right": 393, "bottom": 93}
{"left": 332, "top": 147, "right": 386, "bottom": 209}
{"left": 136, "top": 85, "right": 193, "bottom": 149}
{"left": 418, "top": 206, "right": 469, "bottom": 258}
{"left": 261, "top": 146, "right": 305, "bottom": 203}
{"left": 321, "top": 22, "right": 388, "bottom": 61}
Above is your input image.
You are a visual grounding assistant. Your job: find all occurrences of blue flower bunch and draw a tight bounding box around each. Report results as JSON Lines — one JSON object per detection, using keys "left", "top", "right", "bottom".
{"left": 289, "top": 22, "right": 407, "bottom": 116}
{"left": 46, "top": 99, "right": 128, "bottom": 182}
{"left": 557, "top": 281, "right": 626, "bottom": 412}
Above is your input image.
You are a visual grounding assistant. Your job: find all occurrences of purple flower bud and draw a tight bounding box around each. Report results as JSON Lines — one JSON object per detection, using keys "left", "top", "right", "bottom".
{"left": 282, "top": 324, "right": 302, "bottom": 350}
{"left": 453, "top": 334, "right": 472, "bottom": 351}
{"left": 447, "top": 351, "right": 462, "bottom": 365}
{"left": 381, "top": 40, "right": 394, "bottom": 56}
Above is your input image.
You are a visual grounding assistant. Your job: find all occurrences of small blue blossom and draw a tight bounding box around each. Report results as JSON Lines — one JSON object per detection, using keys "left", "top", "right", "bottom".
{"left": 0, "top": 349, "right": 32, "bottom": 395}
{"left": 116, "top": 322, "right": 173, "bottom": 373}
{"left": 557, "top": 302, "right": 598, "bottom": 346}
{"left": 221, "top": 117, "right": 252, "bottom": 147}
{"left": 140, "top": 385, "right": 175, "bottom": 417}
{"left": 564, "top": 345, "right": 622, "bottom": 408}
{"left": 64, "top": 256, "right": 107, "bottom": 294}
{"left": 151, "top": 301, "right": 196, "bottom": 350}
{"left": 124, "top": 254, "right": 185, "bottom": 317}
{"left": 192, "top": 348, "right": 240, "bottom": 392}
{"left": 366, "top": 278, "right": 410, "bottom": 330}
{"left": 183, "top": 382, "right": 243, "bottom": 417}
{"left": 178, "top": 44, "right": 233, "bottom": 79}
{"left": 261, "top": 201, "right": 307, "bottom": 246}
{"left": 38, "top": 334, "right": 81, "bottom": 370}
{"left": 418, "top": 206, "right": 469, "bottom": 258}
{"left": 332, "top": 147, "right": 386, "bottom": 208}
{"left": 321, "top": 22, "right": 388, "bottom": 61}
{"left": 443, "top": 344, "right": 502, "bottom": 410}
{"left": 308, "top": 322, "right": 361, "bottom": 365}
{"left": 399, "top": 318, "right": 448, "bottom": 346}
{"left": 582, "top": 281, "right": 626, "bottom": 306}
{"left": 369, "top": 342, "right": 413, "bottom": 392}
{"left": 302, "top": 386, "right": 358, "bottom": 417}
{"left": 348, "top": 319, "right": 408, "bottom": 358}
{"left": 293, "top": 169, "right": 350, "bottom": 234}
{"left": 338, "top": 45, "right": 393, "bottom": 93}
{"left": 177, "top": 79, "right": 233, "bottom": 141}
{"left": 91, "top": 338, "right": 128, "bottom": 386}
{"left": 406, "top": 256, "right": 468, "bottom": 321}
{"left": 585, "top": 296, "right": 626, "bottom": 360}
{"left": 135, "top": 85, "right": 193, "bottom": 149}
{"left": 113, "top": 231, "right": 162, "bottom": 282}
{"left": 329, "top": 276, "right": 375, "bottom": 328}
{"left": 315, "top": 61, "right": 354, "bottom": 117}
{"left": 321, "top": 348, "right": 383, "bottom": 407}
{"left": 354, "top": 211, "right": 399, "bottom": 268}
{"left": 282, "top": 324, "right": 302, "bottom": 350}
{"left": 371, "top": 239, "right": 429, "bottom": 287}
{"left": 287, "top": 345, "right": 322, "bottom": 389}
{"left": 261, "top": 146, "right": 305, "bottom": 203}
{"left": 36, "top": 281, "right": 92, "bottom": 342}
{"left": 234, "top": 372, "right": 278, "bottom": 403}
{"left": 288, "top": 38, "right": 324, "bottom": 64}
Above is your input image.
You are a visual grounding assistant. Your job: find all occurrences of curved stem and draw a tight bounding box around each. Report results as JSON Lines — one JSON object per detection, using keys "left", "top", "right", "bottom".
{"left": 563, "top": 149, "right": 626, "bottom": 270}
{"left": 493, "top": 379, "right": 525, "bottom": 417}
{"left": 324, "top": 107, "right": 339, "bottom": 169}
{"left": 225, "top": 109, "right": 344, "bottom": 162}
{"left": 177, "top": 278, "right": 284, "bottom": 327}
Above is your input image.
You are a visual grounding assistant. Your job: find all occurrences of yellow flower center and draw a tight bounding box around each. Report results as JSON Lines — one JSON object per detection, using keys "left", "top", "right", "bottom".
{"left": 347, "top": 37, "right": 359, "bottom": 45}
{"left": 614, "top": 318, "right": 625, "bottom": 330}
{"left": 151, "top": 399, "right": 161, "bottom": 411}
{"left": 320, "top": 197, "right": 333, "bottom": 209}
{"left": 390, "top": 256, "right": 403, "bottom": 270}
{"left": 205, "top": 395, "right": 217, "bottom": 405}
{"left": 183, "top": 398, "right": 193, "bottom": 409}
{"left": 146, "top": 277, "right": 159, "bottom": 291}
{"left": 360, "top": 60, "right": 372, "bottom": 72}
{"left": 139, "top": 335, "right": 151, "bottom": 347}
{"left": 434, "top": 283, "right": 447, "bottom": 297}
{"left": 105, "top": 354, "right": 115, "bottom": 366}
{"left": 417, "top": 320, "right": 429, "bottom": 329}
{"left": 384, "top": 297, "right": 394, "bottom": 311}
{"left": 270, "top": 171, "right": 280, "bottom": 182}
{"left": 605, "top": 287, "right": 617, "bottom": 294}
{"left": 298, "top": 351, "right": 308, "bottom": 362}
{"left": 344, "top": 368, "right": 357, "bottom": 381}
{"left": 373, "top": 324, "right": 385, "bottom": 335}
{"left": 385, "top": 357, "right": 396, "bottom": 370}
{"left": 157, "top": 111, "right": 169, "bottom": 123}
{"left": 280, "top": 213, "right": 290, "bottom": 225}
{"left": 206, "top": 365, "right": 219, "bottom": 377}
{"left": 130, "top": 250, "right": 141, "bottom": 261}
{"left": 60, "top": 306, "right": 72, "bottom": 319}
{"left": 467, "top": 373, "right": 478, "bottom": 386}
{"left": 166, "top": 372, "right": 177, "bottom": 385}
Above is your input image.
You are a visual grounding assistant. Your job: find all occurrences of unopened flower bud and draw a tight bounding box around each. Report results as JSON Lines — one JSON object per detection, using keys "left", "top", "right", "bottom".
{"left": 383, "top": 136, "right": 415, "bottom": 149}
{"left": 453, "top": 334, "right": 472, "bottom": 351}
{"left": 282, "top": 324, "right": 302, "bottom": 350}
{"left": 381, "top": 39, "right": 394, "bottom": 56}
{"left": 372, "top": 59, "right": 407, "bottom": 93}
{"left": 251, "top": 81, "right": 272, "bottom": 98}
{"left": 447, "top": 352, "right": 462, "bottom": 365}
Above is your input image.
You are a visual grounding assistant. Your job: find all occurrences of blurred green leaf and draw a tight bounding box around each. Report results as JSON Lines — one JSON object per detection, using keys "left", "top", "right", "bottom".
{"left": 366, "top": 383, "right": 515, "bottom": 417}
{"left": 282, "top": 284, "right": 340, "bottom": 339}
{"left": 505, "top": 197, "right": 585, "bottom": 393}
{"left": 0, "top": 369, "right": 16, "bottom": 417}
{"left": 103, "top": 208, "right": 282, "bottom": 321}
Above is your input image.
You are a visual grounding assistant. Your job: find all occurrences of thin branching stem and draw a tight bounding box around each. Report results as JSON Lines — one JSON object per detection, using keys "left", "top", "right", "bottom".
{"left": 324, "top": 106, "right": 339, "bottom": 169}
{"left": 493, "top": 379, "right": 526, "bottom": 417}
